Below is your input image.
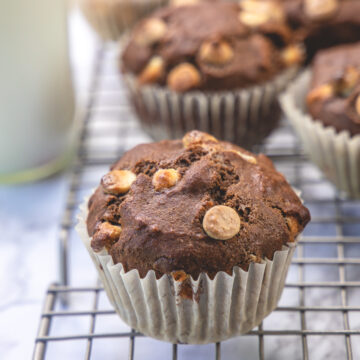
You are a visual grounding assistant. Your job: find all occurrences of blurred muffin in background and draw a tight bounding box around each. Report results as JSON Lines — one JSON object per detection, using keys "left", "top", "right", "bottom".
{"left": 120, "top": 1, "right": 304, "bottom": 148}
{"left": 281, "top": 42, "right": 360, "bottom": 198}
{"left": 279, "top": 0, "right": 360, "bottom": 60}
{"left": 79, "top": 0, "right": 167, "bottom": 40}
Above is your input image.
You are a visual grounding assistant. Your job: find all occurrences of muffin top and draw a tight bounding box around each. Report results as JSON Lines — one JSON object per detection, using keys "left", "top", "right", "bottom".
{"left": 307, "top": 42, "right": 360, "bottom": 136}
{"left": 87, "top": 131, "right": 310, "bottom": 279}
{"left": 280, "top": 0, "right": 360, "bottom": 58}
{"left": 121, "top": 1, "right": 303, "bottom": 92}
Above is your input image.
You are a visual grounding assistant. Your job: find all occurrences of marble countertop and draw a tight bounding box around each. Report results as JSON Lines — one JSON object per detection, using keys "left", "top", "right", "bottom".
{"left": 0, "top": 175, "right": 68, "bottom": 359}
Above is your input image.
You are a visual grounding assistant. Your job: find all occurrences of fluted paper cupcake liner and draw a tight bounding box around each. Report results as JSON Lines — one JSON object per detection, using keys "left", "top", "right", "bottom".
{"left": 123, "top": 66, "right": 299, "bottom": 149}
{"left": 280, "top": 69, "right": 360, "bottom": 199}
{"left": 76, "top": 198, "right": 298, "bottom": 344}
{"left": 79, "top": 0, "right": 167, "bottom": 41}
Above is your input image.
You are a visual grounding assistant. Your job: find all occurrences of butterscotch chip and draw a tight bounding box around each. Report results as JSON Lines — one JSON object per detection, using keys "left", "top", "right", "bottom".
{"left": 172, "top": 270, "right": 189, "bottom": 282}
{"left": 249, "top": 254, "right": 262, "bottom": 263}
{"left": 101, "top": 170, "right": 136, "bottom": 195}
{"left": 304, "top": 0, "right": 339, "bottom": 22}
{"left": 286, "top": 216, "right": 300, "bottom": 241}
{"left": 92, "top": 222, "right": 122, "bottom": 252}
{"left": 281, "top": 45, "right": 304, "bottom": 67}
{"left": 306, "top": 83, "right": 334, "bottom": 105}
{"left": 182, "top": 130, "right": 218, "bottom": 148}
{"left": 134, "top": 18, "right": 167, "bottom": 46}
{"left": 152, "top": 169, "right": 180, "bottom": 190}
{"left": 199, "top": 39, "right": 234, "bottom": 66}
{"left": 167, "top": 63, "right": 201, "bottom": 92}
{"left": 334, "top": 66, "right": 360, "bottom": 96}
{"left": 138, "top": 56, "right": 164, "bottom": 85}
{"left": 203, "top": 205, "right": 241, "bottom": 240}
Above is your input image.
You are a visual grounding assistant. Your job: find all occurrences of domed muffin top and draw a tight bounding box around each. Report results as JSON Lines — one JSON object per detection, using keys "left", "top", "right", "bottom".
{"left": 87, "top": 131, "right": 310, "bottom": 279}
{"left": 307, "top": 42, "right": 360, "bottom": 136}
{"left": 281, "top": 0, "right": 360, "bottom": 29}
{"left": 121, "top": 1, "right": 302, "bottom": 92}
{"left": 280, "top": 0, "right": 360, "bottom": 58}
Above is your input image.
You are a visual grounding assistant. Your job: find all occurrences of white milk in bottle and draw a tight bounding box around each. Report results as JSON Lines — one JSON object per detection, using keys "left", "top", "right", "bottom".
{"left": 0, "top": 0, "right": 75, "bottom": 182}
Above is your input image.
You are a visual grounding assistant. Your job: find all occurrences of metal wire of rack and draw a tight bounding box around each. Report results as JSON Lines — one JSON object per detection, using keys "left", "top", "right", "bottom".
{"left": 33, "top": 43, "right": 360, "bottom": 360}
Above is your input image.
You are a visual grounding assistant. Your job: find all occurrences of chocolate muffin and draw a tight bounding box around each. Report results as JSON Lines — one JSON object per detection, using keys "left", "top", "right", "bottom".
{"left": 306, "top": 43, "right": 360, "bottom": 136}
{"left": 122, "top": 2, "right": 300, "bottom": 91}
{"left": 120, "top": 1, "right": 303, "bottom": 148}
{"left": 87, "top": 130, "right": 310, "bottom": 279}
{"left": 79, "top": 130, "right": 310, "bottom": 343}
{"left": 280, "top": 42, "right": 360, "bottom": 199}
{"left": 280, "top": 0, "right": 360, "bottom": 60}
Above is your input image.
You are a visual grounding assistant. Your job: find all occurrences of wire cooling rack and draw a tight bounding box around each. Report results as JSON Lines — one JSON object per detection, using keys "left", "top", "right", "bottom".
{"left": 33, "top": 43, "right": 360, "bottom": 360}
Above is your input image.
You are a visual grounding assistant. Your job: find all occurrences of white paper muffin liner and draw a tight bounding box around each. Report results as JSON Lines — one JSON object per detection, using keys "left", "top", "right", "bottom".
{"left": 123, "top": 66, "right": 299, "bottom": 149}
{"left": 78, "top": 0, "right": 167, "bottom": 41}
{"left": 280, "top": 69, "right": 360, "bottom": 199}
{"left": 76, "top": 198, "right": 298, "bottom": 344}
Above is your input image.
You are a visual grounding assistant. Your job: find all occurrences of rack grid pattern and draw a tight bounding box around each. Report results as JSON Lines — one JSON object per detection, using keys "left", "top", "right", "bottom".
{"left": 33, "top": 44, "right": 360, "bottom": 360}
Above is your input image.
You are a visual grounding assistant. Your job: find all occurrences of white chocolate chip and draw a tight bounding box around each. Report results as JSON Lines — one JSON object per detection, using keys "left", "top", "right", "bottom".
{"left": 98, "top": 221, "right": 122, "bottom": 238}
{"left": 249, "top": 254, "right": 262, "bottom": 263}
{"left": 355, "top": 95, "right": 360, "bottom": 116}
{"left": 306, "top": 84, "right": 334, "bottom": 105}
{"left": 199, "top": 39, "right": 234, "bottom": 66}
{"left": 304, "top": 0, "right": 339, "bottom": 21}
{"left": 152, "top": 169, "right": 180, "bottom": 190}
{"left": 281, "top": 45, "right": 304, "bottom": 67}
{"left": 138, "top": 56, "right": 164, "bottom": 85}
{"left": 167, "top": 63, "right": 202, "bottom": 92}
{"left": 182, "top": 130, "right": 218, "bottom": 148}
{"left": 239, "top": 11, "right": 269, "bottom": 27}
{"left": 171, "top": 0, "right": 200, "bottom": 6}
{"left": 225, "top": 149, "right": 257, "bottom": 164}
{"left": 203, "top": 205, "right": 241, "bottom": 240}
{"left": 235, "top": 151, "right": 257, "bottom": 164}
{"left": 92, "top": 221, "right": 122, "bottom": 251}
{"left": 134, "top": 18, "right": 167, "bottom": 46}
{"left": 239, "top": 0, "right": 285, "bottom": 27}
{"left": 101, "top": 170, "right": 136, "bottom": 195}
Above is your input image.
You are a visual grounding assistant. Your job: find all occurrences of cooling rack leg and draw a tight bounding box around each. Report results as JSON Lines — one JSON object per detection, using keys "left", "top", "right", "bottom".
{"left": 33, "top": 285, "right": 57, "bottom": 360}
{"left": 84, "top": 283, "right": 101, "bottom": 360}
{"left": 294, "top": 154, "right": 309, "bottom": 360}
{"left": 258, "top": 322, "right": 264, "bottom": 360}
{"left": 172, "top": 344, "right": 178, "bottom": 360}
{"left": 128, "top": 329, "right": 136, "bottom": 360}
{"left": 298, "top": 240, "right": 309, "bottom": 360}
{"left": 335, "top": 198, "right": 354, "bottom": 360}
{"left": 59, "top": 228, "right": 69, "bottom": 306}
{"left": 215, "top": 342, "right": 221, "bottom": 360}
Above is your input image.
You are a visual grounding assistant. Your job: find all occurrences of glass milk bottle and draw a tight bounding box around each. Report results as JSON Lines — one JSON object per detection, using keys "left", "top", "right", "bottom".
{"left": 0, "top": 0, "right": 76, "bottom": 183}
